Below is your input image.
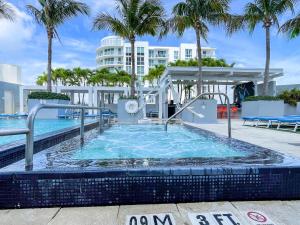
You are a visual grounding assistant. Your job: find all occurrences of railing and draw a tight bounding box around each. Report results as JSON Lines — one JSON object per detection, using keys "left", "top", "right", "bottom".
{"left": 0, "top": 104, "right": 105, "bottom": 171}
{"left": 164, "top": 93, "right": 232, "bottom": 138}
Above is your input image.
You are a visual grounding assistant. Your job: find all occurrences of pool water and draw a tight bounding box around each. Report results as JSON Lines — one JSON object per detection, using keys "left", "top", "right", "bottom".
{"left": 73, "top": 125, "right": 247, "bottom": 160}
{"left": 0, "top": 119, "right": 89, "bottom": 146}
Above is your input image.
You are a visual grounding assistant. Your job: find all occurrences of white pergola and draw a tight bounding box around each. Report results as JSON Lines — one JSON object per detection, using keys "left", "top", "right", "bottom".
{"left": 158, "top": 67, "right": 284, "bottom": 119}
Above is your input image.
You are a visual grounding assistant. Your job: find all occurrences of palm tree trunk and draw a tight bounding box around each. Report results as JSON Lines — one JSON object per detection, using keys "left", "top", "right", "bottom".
{"left": 47, "top": 29, "right": 53, "bottom": 92}
{"left": 263, "top": 26, "right": 271, "bottom": 95}
{"left": 130, "top": 38, "right": 136, "bottom": 97}
{"left": 195, "top": 28, "right": 203, "bottom": 95}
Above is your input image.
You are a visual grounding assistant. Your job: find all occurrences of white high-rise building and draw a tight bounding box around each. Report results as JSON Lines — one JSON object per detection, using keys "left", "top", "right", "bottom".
{"left": 96, "top": 36, "right": 216, "bottom": 78}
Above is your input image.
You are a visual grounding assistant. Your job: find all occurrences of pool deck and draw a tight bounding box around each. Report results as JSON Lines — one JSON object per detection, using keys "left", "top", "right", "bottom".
{"left": 1, "top": 119, "right": 300, "bottom": 224}
{"left": 186, "top": 119, "right": 300, "bottom": 159}
{"left": 1, "top": 201, "right": 300, "bottom": 225}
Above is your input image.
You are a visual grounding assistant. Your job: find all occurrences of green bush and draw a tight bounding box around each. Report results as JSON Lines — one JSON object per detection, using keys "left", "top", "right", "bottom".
{"left": 244, "top": 96, "right": 281, "bottom": 102}
{"left": 278, "top": 89, "right": 300, "bottom": 106}
{"left": 28, "top": 92, "right": 70, "bottom": 101}
{"left": 119, "top": 96, "right": 139, "bottom": 100}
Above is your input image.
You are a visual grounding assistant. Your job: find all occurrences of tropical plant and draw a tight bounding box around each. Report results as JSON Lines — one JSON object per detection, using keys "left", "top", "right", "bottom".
{"left": 227, "top": 0, "right": 295, "bottom": 95}
{"left": 169, "top": 58, "right": 233, "bottom": 67}
{"left": 0, "top": 0, "right": 14, "bottom": 20}
{"left": 28, "top": 91, "right": 70, "bottom": 100}
{"left": 171, "top": 0, "right": 230, "bottom": 95}
{"left": 36, "top": 73, "right": 48, "bottom": 86}
{"left": 278, "top": 88, "right": 300, "bottom": 106}
{"left": 280, "top": 13, "right": 300, "bottom": 38}
{"left": 143, "top": 65, "right": 166, "bottom": 85}
{"left": 27, "top": 0, "right": 90, "bottom": 92}
{"left": 93, "top": 0, "right": 166, "bottom": 97}
{"left": 244, "top": 95, "right": 280, "bottom": 101}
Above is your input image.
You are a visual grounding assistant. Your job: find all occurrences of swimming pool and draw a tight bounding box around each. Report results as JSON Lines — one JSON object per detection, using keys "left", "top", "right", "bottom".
{"left": 73, "top": 125, "right": 246, "bottom": 160}
{"left": 0, "top": 119, "right": 93, "bottom": 146}
{"left": 2, "top": 124, "right": 290, "bottom": 171}
{"left": 1, "top": 123, "right": 300, "bottom": 208}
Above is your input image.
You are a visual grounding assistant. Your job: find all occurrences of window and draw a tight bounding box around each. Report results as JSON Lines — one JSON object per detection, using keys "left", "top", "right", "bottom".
{"left": 104, "top": 58, "right": 114, "bottom": 64}
{"left": 117, "top": 57, "right": 122, "bottom": 64}
{"left": 126, "top": 57, "right": 131, "bottom": 65}
{"left": 137, "top": 66, "right": 144, "bottom": 75}
{"left": 126, "top": 66, "right": 132, "bottom": 74}
{"left": 118, "top": 48, "right": 122, "bottom": 55}
{"left": 174, "top": 50, "right": 179, "bottom": 60}
{"left": 137, "top": 47, "right": 144, "bottom": 56}
{"left": 185, "top": 49, "right": 192, "bottom": 59}
{"left": 126, "top": 47, "right": 131, "bottom": 56}
{"left": 158, "top": 60, "right": 167, "bottom": 65}
{"left": 149, "top": 50, "right": 154, "bottom": 58}
{"left": 149, "top": 59, "right": 155, "bottom": 67}
{"left": 157, "top": 50, "right": 167, "bottom": 57}
{"left": 137, "top": 57, "right": 144, "bottom": 65}
{"left": 104, "top": 48, "right": 114, "bottom": 55}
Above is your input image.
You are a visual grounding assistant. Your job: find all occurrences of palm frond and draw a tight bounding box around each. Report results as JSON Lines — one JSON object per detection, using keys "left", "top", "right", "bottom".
{"left": 93, "top": 13, "right": 130, "bottom": 38}
{"left": 0, "top": 0, "right": 15, "bottom": 21}
{"left": 280, "top": 13, "right": 300, "bottom": 38}
{"left": 26, "top": 5, "right": 44, "bottom": 25}
{"left": 55, "top": 0, "right": 90, "bottom": 26}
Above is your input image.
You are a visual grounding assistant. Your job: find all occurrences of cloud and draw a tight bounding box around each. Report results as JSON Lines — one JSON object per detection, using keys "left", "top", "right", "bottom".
{"left": 0, "top": 3, "right": 35, "bottom": 52}
{"left": 86, "top": 0, "right": 116, "bottom": 14}
{"left": 61, "top": 38, "right": 96, "bottom": 53}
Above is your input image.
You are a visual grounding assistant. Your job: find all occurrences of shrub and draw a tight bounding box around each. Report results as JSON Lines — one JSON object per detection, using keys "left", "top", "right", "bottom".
{"left": 278, "top": 89, "right": 300, "bottom": 106}
{"left": 28, "top": 92, "right": 70, "bottom": 101}
{"left": 119, "top": 96, "right": 139, "bottom": 100}
{"left": 243, "top": 96, "right": 280, "bottom": 102}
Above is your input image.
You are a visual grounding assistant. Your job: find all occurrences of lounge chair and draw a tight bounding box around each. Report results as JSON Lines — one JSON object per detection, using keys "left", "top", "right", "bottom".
{"left": 243, "top": 116, "right": 300, "bottom": 132}
{"left": 275, "top": 117, "right": 300, "bottom": 132}
{"left": 242, "top": 116, "right": 259, "bottom": 126}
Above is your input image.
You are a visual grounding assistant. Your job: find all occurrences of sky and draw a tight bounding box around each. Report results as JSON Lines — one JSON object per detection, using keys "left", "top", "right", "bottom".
{"left": 1, "top": 0, "right": 300, "bottom": 85}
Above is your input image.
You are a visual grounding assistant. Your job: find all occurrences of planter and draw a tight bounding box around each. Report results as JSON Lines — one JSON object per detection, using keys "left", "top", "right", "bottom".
{"left": 182, "top": 99, "right": 217, "bottom": 124}
{"left": 28, "top": 99, "right": 70, "bottom": 119}
{"left": 242, "top": 100, "right": 284, "bottom": 117}
{"left": 117, "top": 99, "right": 142, "bottom": 123}
{"left": 284, "top": 103, "right": 298, "bottom": 116}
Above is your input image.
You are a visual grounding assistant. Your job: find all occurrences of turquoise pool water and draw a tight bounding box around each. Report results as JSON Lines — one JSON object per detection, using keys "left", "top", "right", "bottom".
{"left": 0, "top": 119, "right": 88, "bottom": 146}
{"left": 73, "top": 125, "right": 247, "bottom": 160}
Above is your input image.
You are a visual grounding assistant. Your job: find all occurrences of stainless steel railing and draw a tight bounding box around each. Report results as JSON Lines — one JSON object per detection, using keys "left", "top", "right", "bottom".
{"left": 0, "top": 103, "right": 106, "bottom": 171}
{"left": 164, "top": 92, "right": 232, "bottom": 138}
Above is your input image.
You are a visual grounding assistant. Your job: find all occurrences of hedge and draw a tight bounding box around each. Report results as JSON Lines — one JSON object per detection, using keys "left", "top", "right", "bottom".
{"left": 278, "top": 89, "right": 300, "bottom": 106}
{"left": 28, "top": 92, "right": 70, "bottom": 101}
{"left": 243, "top": 96, "right": 281, "bottom": 102}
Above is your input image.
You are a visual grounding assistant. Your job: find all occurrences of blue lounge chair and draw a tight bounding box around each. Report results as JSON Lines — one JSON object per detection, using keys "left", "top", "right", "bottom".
{"left": 242, "top": 116, "right": 259, "bottom": 126}
{"left": 276, "top": 117, "right": 300, "bottom": 132}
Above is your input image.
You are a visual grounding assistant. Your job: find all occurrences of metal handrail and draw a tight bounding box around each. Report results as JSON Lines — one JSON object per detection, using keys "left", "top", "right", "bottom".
{"left": 0, "top": 103, "right": 105, "bottom": 171}
{"left": 25, "top": 104, "right": 105, "bottom": 171}
{"left": 164, "top": 92, "right": 232, "bottom": 138}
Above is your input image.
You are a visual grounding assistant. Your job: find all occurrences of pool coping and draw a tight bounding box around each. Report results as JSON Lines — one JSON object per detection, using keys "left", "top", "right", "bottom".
{"left": 0, "top": 121, "right": 100, "bottom": 168}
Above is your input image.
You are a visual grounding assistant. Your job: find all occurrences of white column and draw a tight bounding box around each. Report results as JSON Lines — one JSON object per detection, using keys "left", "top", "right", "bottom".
{"left": 19, "top": 86, "right": 24, "bottom": 113}
{"left": 93, "top": 88, "right": 98, "bottom": 107}
{"left": 159, "top": 89, "right": 163, "bottom": 119}
{"left": 88, "top": 87, "right": 93, "bottom": 114}
{"left": 254, "top": 81, "right": 258, "bottom": 96}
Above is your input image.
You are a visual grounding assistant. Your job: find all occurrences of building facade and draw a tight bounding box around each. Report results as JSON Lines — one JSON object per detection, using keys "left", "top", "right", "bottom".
{"left": 0, "top": 64, "right": 22, "bottom": 114}
{"left": 96, "top": 36, "right": 216, "bottom": 79}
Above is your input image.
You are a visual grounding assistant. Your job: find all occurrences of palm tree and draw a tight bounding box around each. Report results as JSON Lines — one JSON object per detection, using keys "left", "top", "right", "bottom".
{"left": 171, "top": 0, "right": 230, "bottom": 95}
{"left": 93, "top": 0, "right": 166, "bottom": 97}
{"left": 280, "top": 13, "right": 300, "bottom": 38}
{"left": 27, "top": 0, "right": 90, "bottom": 92}
{"left": 228, "top": 0, "right": 295, "bottom": 95}
{"left": 0, "top": 0, "right": 15, "bottom": 21}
